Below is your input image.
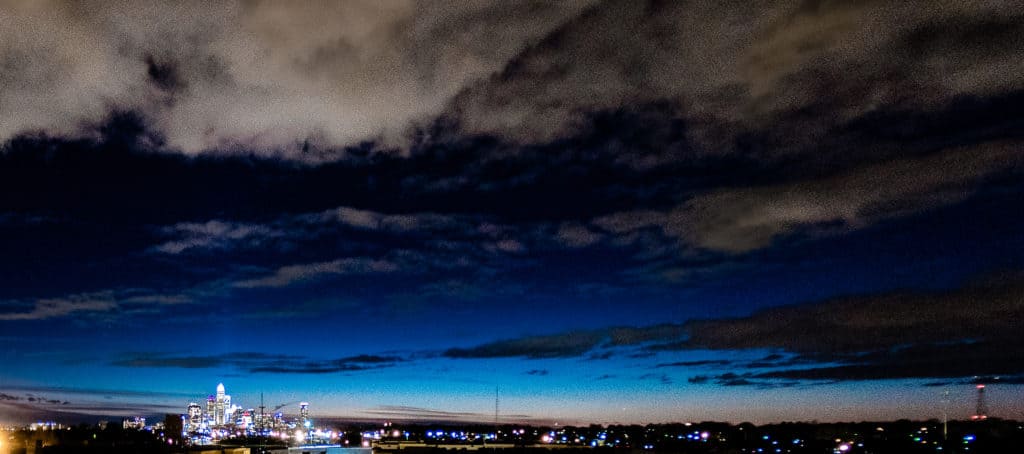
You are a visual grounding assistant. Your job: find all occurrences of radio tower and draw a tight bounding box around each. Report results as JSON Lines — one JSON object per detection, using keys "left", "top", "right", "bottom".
{"left": 495, "top": 387, "right": 500, "bottom": 446}
{"left": 971, "top": 384, "right": 988, "bottom": 420}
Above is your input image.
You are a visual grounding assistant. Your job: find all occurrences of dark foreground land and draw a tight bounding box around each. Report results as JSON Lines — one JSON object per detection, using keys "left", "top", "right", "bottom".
{"left": 3, "top": 419, "right": 1022, "bottom": 453}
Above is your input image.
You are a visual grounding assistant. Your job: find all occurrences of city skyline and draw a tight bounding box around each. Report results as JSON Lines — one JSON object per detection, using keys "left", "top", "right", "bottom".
{"left": 2, "top": 1, "right": 1024, "bottom": 426}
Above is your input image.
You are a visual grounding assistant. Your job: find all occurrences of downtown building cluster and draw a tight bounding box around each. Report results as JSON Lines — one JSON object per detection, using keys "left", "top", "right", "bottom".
{"left": 180, "top": 383, "right": 320, "bottom": 445}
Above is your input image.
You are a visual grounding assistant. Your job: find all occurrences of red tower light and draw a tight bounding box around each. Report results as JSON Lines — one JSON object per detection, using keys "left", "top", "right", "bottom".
{"left": 972, "top": 383, "right": 989, "bottom": 420}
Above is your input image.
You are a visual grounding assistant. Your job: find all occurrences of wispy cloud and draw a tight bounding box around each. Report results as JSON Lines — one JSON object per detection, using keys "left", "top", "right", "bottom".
{"left": 0, "top": 384, "right": 196, "bottom": 400}
{"left": 145, "top": 204, "right": 594, "bottom": 291}
{"left": 314, "top": 206, "right": 464, "bottom": 234}
{"left": 232, "top": 257, "right": 400, "bottom": 288}
{"left": 595, "top": 142, "right": 1022, "bottom": 253}
{"left": 361, "top": 405, "right": 537, "bottom": 423}
{"left": 0, "top": 293, "right": 117, "bottom": 321}
{"left": 0, "top": 384, "right": 198, "bottom": 421}
{"left": 0, "top": 287, "right": 193, "bottom": 321}
{"left": 153, "top": 220, "right": 279, "bottom": 254}
{"left": 554, "top": 222, "right": 603, "bottom": 248}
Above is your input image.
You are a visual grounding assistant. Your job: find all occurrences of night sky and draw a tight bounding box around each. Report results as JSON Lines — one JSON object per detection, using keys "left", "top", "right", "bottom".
{"left": 2, "top": 0, "right": 1024, "bottom": 425}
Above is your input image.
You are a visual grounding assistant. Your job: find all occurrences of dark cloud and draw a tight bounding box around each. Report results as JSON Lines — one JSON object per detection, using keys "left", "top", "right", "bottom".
{"left": 112, "top": 351, "right": 405, "bottom": 374}
{"left": 688, "top": 373, "right": 798, "bottom": 389}
{"left": 678, "top": 273, "right": 1024, "bottom": 354}
{"left": 713, "top": 374, "right": 756, "bottom": 388}
{"left": 249, "top": 364, "right": 375, "bottom": 374}
{"left": 663, "top": 273, "right": 1024, "bottom": 382}
{"left": 249, "top": 354, "right": 406, "bottom": 374}
{"left": 970, "top": 375, "right": 1024, "bottom": 385}
{"left": 440, "top": 272, "right": 1024, "bottom": 383}
{"left": 607, "top": 325, "right": 688, "bottom": 346}
{"left": 753, "top": 341, "right": 1024, "bottom": 382}
{"left": 525, "top": 369, "right": 549, "bottom": 376}
{"left": 444, "top": 331, "right": 605, "bottom": 359}
{"left": 340, "top": 354, "right": 404, "bottom": 364}
{"left": 442, "top": 324, "right": 693, "bottom": 360}
{"left": 655, "top": 360, "right": 732, "bottom": 369}
{"left": 638, "top": 373, "right": 672, "bottom": 385}
{"left": 742, "top": 354, "right": 815, "bottom": 370}
{"left": 113, "top": 355, "right": 224, "bottom": 369}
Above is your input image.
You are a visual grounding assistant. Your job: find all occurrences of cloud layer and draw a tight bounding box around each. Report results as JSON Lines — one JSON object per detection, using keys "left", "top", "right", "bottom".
{"left": 442, "top": 272, "right": 1024, "bottom": 385}
{"left": 0, "top": 0, "right": 592, "bottom": 154}
{"left": 6, "top": 0, "right": 1023, "bottom": 161}
{"left": 451, "top": 0, "right": 1024, "bottom": 150}
{"left": 2, "top": 1, "right": 1024, "bottom": 424}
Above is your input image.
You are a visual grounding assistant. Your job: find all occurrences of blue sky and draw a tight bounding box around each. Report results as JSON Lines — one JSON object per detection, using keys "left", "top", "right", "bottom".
{"left": 2, "top": 0, "right": 1024, "bottom": 425}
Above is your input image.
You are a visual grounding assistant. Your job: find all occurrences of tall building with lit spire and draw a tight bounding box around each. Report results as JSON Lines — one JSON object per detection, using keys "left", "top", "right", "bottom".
{"left": 214, "top": 383, "right": 231, "bottom": 426}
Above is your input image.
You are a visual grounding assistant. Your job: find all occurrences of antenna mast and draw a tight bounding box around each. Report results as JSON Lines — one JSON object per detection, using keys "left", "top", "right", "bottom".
{"left": 972, "top": 384, "right": 989, "bottom": 420}
{"left": 495, "top": 386, "right": 499, "bottom": 450}
{"left": 940, "top": 389, "right": 949, "bottom": 440}
{"left": 259, "top": 392, "right": 266, "bottom": 453}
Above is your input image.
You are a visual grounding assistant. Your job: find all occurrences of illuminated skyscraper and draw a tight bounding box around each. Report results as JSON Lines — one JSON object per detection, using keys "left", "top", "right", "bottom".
{"left": 300, "top": 402, "right": 310, "bottom": 427}
{"left": 206, "top": 396, "right": 215, "bottom": 425}
{"left": 187, "top": 402, "right": 202, "bottom": 431}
